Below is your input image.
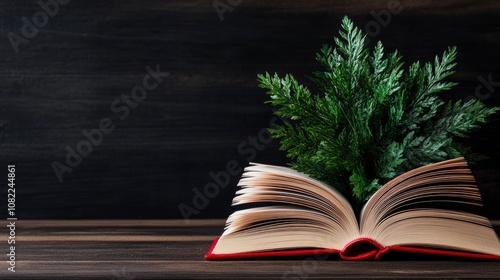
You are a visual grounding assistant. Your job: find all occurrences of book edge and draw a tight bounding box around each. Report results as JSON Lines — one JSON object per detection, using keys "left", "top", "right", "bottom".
{"left": 204, "top": 238, "right": 340, "bottom": 261}
{"left": 205, "top": 237, "right": 500, "bottom": 261}
{"left": 382, "top": 245, "right": 500, "bottom": 260}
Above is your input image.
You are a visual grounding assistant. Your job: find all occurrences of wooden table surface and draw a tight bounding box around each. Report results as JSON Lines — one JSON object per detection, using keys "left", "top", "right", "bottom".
{"left": 1, "top": 220, "right": 500, "bottom": 279}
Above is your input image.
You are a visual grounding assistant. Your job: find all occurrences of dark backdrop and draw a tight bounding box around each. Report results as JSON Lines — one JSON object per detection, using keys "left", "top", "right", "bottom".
{"left": 1, "top": 0, "right": 500, "bottom": 219}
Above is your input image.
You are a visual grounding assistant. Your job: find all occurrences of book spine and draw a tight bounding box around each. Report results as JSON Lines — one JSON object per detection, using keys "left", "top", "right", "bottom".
{"left": 339, "top": 237, "right": 385, "bottom": 261}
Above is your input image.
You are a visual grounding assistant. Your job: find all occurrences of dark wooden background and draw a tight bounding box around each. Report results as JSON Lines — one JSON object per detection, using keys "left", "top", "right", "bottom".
{"left": 1, "top": 0, "right": 500, "bottom": 219}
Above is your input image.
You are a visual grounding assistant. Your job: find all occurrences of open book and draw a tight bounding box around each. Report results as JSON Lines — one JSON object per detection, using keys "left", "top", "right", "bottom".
{"left": 205, "top": 157, "right": 500, "bottom": 260}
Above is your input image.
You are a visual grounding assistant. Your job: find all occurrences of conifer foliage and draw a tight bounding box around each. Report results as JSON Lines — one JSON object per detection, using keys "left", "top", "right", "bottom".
{"left": 257, "top": 16, "right": 498, "bottom": 203}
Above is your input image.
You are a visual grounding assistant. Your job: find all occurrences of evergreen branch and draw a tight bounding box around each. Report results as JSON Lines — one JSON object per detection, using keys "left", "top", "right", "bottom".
{"left": 258, "top": 15, "right": 499, "bottom": 204}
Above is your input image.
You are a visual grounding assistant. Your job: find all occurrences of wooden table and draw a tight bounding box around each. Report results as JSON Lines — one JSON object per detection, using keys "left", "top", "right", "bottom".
{"left": 1, "top": 220, "right": 499, "bottom": 279}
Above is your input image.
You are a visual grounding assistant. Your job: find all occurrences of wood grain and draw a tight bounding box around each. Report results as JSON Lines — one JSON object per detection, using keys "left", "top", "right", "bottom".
{"left": 0, "top": 0, "right": 499, "bottom": 219}
{"left": 0, "top": 220, "right": 499, "bottom": 279}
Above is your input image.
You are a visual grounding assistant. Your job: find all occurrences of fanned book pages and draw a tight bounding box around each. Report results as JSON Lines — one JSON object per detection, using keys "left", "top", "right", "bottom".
{"left": 205, "top": 157, "right": 500, "bottom": 261}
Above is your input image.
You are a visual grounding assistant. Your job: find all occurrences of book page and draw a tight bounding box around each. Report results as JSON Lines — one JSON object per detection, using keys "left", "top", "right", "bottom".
{"left": 360, "top": 157, "right": 500, "bottom": 256}
{"left": 211, "top": 163, "right": 360, "bottom": 254}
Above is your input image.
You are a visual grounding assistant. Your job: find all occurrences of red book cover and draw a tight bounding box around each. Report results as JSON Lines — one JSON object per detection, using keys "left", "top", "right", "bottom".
{"left": 205, "top": 237, "right": 500, "bottom": 261}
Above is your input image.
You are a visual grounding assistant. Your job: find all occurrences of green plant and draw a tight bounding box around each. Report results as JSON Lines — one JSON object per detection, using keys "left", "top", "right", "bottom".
{"left": 258, "top": 16, "right": 498, "bottom": 204}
